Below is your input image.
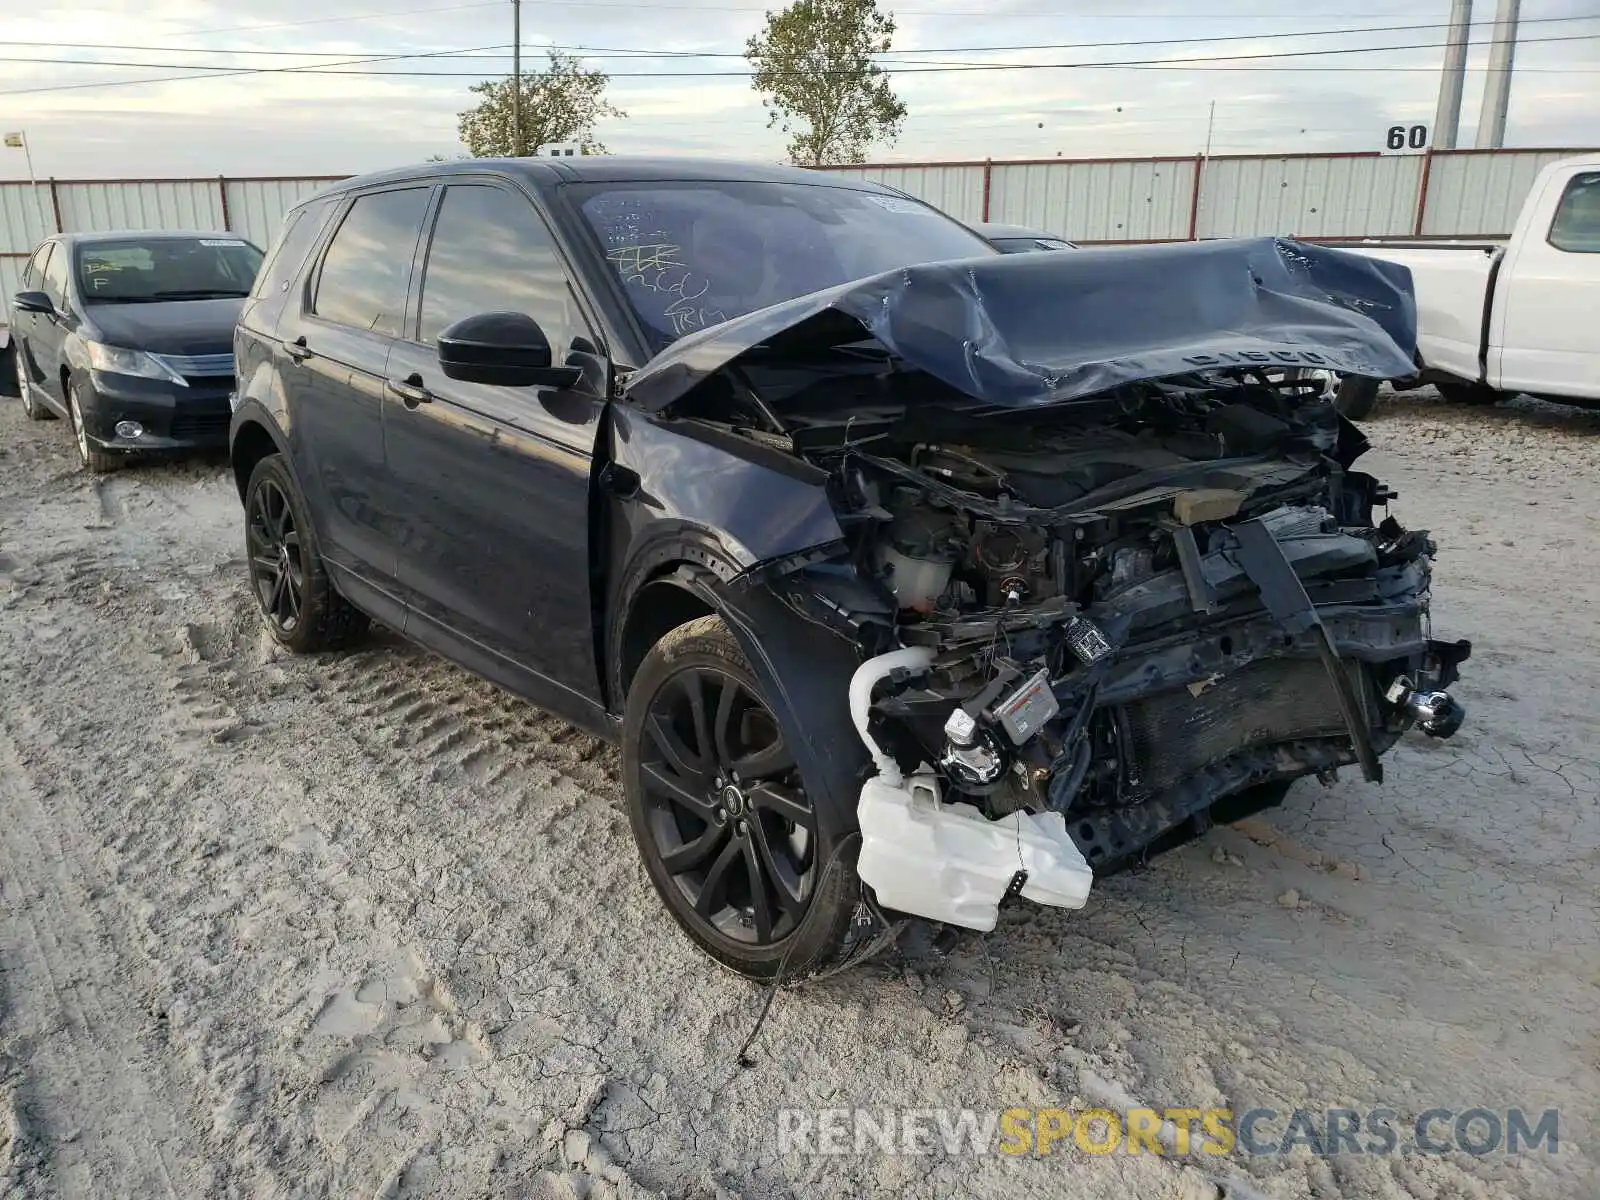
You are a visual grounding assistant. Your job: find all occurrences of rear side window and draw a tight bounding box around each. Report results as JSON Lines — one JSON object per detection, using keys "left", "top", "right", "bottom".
{"left": 251, "top": 199, "right": 334, "bottom": 301}
{"left": 1548, "top": 172, "right": 1600, "bottom": 253}
{"left": 417, "top": 183, "right": 585, "bottom": 348}
{"left": 313, "top": 187, "right": 431, "bottom": 335}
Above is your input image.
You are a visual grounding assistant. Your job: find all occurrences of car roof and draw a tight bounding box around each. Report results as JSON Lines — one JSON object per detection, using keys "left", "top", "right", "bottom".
{"left": 969, "top": 222, "right": 1068, "bottom": 241}
{"left": 50, "top": 230, "right": 250, "bottom": 248}
{"left": 313, "top": 155, "right": 906, "bottom": 197}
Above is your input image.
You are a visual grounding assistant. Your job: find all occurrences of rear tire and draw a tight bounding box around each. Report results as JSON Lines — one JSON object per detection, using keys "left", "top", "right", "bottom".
{"left": 1436, "top": 380, "right": 1501, "bottom": 407}
{"left": 1333, "top": 376, "right": 1380, "bottom": 420}
{"left": 622, "top": 615, "right": 859, "bottom": 980}
{"left": 244, "top": 453, "right": 369, "bottom": 653}
{"left": 14, "top": 350, "right": 52, "bottom": 420}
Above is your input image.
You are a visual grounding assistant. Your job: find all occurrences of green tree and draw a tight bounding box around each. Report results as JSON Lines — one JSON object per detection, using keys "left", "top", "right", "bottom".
{"left": 745, "top": 0, "right": 907, "bottom": 166}
{"left": 456, "top": 51, "right": 625, "bottom": 157}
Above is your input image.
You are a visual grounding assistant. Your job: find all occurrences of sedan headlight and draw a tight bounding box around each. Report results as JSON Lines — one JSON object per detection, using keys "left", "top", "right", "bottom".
{"left": 83, "top": 341, "right": 188, "bottom": 386}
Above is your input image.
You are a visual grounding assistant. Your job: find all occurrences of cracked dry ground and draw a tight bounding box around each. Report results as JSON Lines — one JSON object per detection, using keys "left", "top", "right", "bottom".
{"left": 0, "top": 390, "right": 1596, "bottom": 1200}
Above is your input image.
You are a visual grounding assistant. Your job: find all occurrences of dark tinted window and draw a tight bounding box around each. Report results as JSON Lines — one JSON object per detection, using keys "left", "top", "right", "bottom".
{"left": 76, "top": 237, "right": 263, "bottom": 303}
{"left": 251, "top": 199, "right": 334, "bottom": 301}
{"left": 41, "top": 242, "right": 70, "bottom": 304}
{"left": 314, "top": 187, "right": 431, "bottom": 335}
{"left": 1549, "top": 172, "right": 1600, "bottom": 253}
{"left": 418, "top": 184, "right": 583, "bottom": 348}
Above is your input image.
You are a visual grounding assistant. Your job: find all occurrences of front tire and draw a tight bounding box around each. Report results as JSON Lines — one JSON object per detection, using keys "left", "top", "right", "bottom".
{"left": 622, "top": 615, "right": 859, "bottom": 980}
{"left": 1436, "top": 380, "right": 1501, "bottom": 407}
{"left": 1333, "top": 376, "right": 1380, "bottom": 420}
{"left": 244, "top": 453, "right": 368, "bottom": 653}
{"left": 67, "top": 379, "right": 120, "bottom": 472}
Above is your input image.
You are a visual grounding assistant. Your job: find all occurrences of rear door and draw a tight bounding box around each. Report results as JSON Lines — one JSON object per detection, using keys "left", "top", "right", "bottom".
{"left": 1491, "top": 167, "right": 1600, "bottom": 400}
{"left": 13, "top": 242, "right": 56, "bottom": 401}
{"left": 383, "top": 179, "right": 606, "bottom": 705}
{"left": 34, "top": 242, "right": 73, "bottom": 406}
{"left": 278, "top": 184, "right": 433, "bottom": 595}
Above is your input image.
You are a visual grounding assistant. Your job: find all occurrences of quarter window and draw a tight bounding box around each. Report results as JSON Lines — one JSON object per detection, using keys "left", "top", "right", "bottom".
{"left": 313, "top": 187, "right": 431, "bottom": 335}
{"left": 417, "top": 183, "right": 585, "bottom": 349}
{"left": 1548, "top": 172, "right": 1600, "bottom": 253}
{"left": 251, "top": 199, "right": 334, "bottom": 302}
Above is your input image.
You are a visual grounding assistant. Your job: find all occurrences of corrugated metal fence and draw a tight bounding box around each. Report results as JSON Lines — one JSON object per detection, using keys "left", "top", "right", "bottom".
{"left": 2, "top": 148, "right": 1594, "bottom": 301}
{"left": 0, "top": 175, "right": 342, "bottom": 303}
{"left": 825, "top": 146, "right": 1592, "bottom": 242}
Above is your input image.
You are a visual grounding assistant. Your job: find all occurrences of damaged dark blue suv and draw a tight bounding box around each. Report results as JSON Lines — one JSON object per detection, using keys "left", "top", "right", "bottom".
{"left": 229, "top": 157, "right": 1468, "bottom": 979}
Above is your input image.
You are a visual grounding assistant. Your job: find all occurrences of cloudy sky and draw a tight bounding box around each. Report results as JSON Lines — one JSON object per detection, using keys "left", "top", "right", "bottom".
{"left": 0, "top": 0, "right": 1596, "bottom": 178}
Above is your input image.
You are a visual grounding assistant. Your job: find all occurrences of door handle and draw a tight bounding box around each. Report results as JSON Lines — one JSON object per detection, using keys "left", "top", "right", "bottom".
{"left": 386, "top": 373, "right": 433, "bottom": 408}
{"left": 284, "top": 336, "right": 314, "bottom": 362}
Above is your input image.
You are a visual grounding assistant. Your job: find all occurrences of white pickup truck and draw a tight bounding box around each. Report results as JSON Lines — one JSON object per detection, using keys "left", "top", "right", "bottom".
{"left": 1333, "top": 154, "right": 1600, "bottom": 417}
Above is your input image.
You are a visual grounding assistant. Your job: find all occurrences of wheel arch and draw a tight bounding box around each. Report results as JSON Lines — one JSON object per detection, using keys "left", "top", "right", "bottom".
{"left": 230, "top": 414, "right": 286, "bottom": 503}
{"left": 611, "top": 553, "right": 872, "bottom": 832}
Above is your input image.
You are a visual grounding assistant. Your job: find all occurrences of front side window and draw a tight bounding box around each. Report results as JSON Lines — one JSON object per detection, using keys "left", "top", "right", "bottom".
{"left": 75, "top": 237, "right": 264, "bottom": 303}
{"left": 42, "top": 242, "right": 70, "bottom": 305}
{"left": 313, "top": 187, "right": 431, "bottom": 335}
{"left": 22, "top": 241, "right": 51, "bottom": 288}
{"left": 418, "top": 183, "right": 583, "bottom": 349}
{"left": 574, "top": 180, "right": 994, "bottom": 349}
{"left": 1548, "top": 172, "right": 1600, "bottom": 253}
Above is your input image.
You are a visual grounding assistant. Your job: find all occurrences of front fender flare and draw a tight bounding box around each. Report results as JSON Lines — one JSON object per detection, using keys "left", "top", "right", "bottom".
{"left": 674, "top": 565, "right": 872, "bottom": 833}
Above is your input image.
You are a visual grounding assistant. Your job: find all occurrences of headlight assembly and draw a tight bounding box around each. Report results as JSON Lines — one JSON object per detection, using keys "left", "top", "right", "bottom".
{"left": 83, "top": 341, "right": 188, "bottom": 386}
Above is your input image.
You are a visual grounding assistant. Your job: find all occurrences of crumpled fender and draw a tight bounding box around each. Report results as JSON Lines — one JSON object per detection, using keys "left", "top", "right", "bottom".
{"left": 606, "top": 403, "right": 844, "bottom": 571}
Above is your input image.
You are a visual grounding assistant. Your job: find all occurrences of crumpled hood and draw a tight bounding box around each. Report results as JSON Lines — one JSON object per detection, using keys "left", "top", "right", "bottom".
{"left": 623, "top": 237, "right": 1417, "bottom": 413}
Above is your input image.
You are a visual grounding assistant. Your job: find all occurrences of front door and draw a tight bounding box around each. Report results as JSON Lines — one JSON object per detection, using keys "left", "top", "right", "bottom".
{"left": 31, "top": 242, "right": 73, "bottom": 408}
{"left": 279, "top": 184, "right": 433, "bottom": 595}
{"left": 1492, "top": 167, "right": 1600, "bottom": 400}
{"left": 383, "top": 180, "right": 606, "bottom": 706}
{"left": 12, "top": 242, "right": 56, "bottom": 403}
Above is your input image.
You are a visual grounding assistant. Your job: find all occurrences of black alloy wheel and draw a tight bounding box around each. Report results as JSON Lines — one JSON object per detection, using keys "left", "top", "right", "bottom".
{"left": 247, "top": 475, "right": 305, "bottom": 636}
{"left": 241, "top": 453, "right": 368, "bottom": 653}
{"left": 623, "top": 616, "right": 857, "bottom": 979}
{"left": 642, "top": 663, "right": 815, "bottom": 945}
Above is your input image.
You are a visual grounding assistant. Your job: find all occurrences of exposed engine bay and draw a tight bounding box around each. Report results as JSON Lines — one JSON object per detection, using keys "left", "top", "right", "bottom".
{"left": 629, "top": 237, "right": 1469, "bottom": 933}
{"left": 759, "top": 372, "right": 1470, "bottom": 930}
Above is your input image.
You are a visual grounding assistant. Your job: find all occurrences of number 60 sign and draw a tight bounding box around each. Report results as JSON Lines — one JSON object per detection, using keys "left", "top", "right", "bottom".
{"left": 1382, "top": 124, "right": 1430, "bottom": 154}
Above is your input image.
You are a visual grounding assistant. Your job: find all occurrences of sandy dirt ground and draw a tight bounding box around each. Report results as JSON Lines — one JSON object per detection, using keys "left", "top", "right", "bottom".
{"left": 0, "top": 388, "right": 1596, "bottom": 1200}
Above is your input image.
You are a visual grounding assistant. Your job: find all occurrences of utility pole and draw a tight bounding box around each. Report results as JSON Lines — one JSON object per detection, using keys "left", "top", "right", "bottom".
{"left": 1476, "top": 0, "right": 1520, "bottom": 149}
{"left": 511, "top": 0, "right": 523, "bottom": 156}
{"left": 1433, "top": 0, "right": 1471, "bottom": 150}
{"left": 1203, "top": 100, "right": 1216, "bottom": 157}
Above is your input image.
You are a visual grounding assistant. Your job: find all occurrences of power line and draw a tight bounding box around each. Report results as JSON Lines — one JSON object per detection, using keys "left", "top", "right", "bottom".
{"left": 14, "top": 14, "right": 1593, "bottom": 61}
{"left": 0, "top": 43, "right": 512, "bottom": 98}
{"left": 4, "top": 30, "right": 1595, "bottom": 94}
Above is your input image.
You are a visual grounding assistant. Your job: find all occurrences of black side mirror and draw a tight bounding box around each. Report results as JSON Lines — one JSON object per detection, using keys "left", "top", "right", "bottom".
{"left": 436, "top": 311, "right": 583, "bottom": 389}
{"left": 13, "top": 290, "right": 53, "bottom": 316}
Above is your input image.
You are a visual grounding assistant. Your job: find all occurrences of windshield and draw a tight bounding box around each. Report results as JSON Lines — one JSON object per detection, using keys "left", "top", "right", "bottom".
{"left": 76, "top": 237, "right": 264, "bottom": 303}
{"left": 573, "top": 180, "right": 994, "bottom": 349}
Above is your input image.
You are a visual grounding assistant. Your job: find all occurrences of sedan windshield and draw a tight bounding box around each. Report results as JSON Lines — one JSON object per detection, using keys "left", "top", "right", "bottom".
{"left": 573, "top": 180, "right": 994, "bottom": 348}
{"left": 76, "top": 237, "right": 264, "bottom": 303}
